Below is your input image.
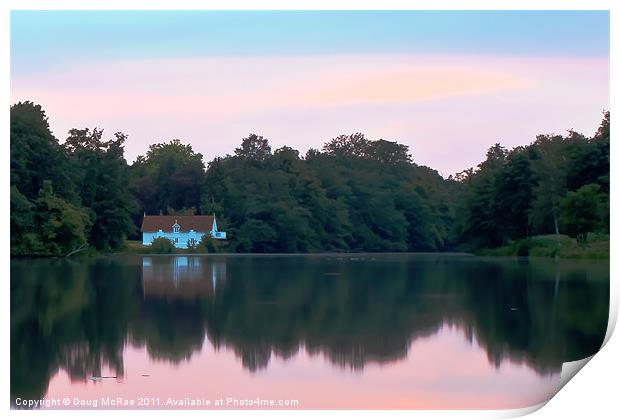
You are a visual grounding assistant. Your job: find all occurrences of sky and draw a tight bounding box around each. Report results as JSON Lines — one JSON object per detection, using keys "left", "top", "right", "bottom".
{"left": 10, "top": 11, "right": 609, "bottom": 176}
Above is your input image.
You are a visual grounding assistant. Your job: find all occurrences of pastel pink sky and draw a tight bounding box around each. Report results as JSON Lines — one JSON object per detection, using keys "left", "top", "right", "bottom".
{"left": 11, "top": 54, "right": 608, "bottom": 175}
{"left": 44, "top": 324, "right": 560, "bottom": 409}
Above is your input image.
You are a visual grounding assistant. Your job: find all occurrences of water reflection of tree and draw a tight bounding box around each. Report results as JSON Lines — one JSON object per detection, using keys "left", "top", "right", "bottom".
{"left": 129, "top": 298, "right": 207, "bottom": 364}
{"left": 11, "top": 258, "right": 140, "bottom": 402}
{"left": 11, "top": 255, "right": 608, "bottom": 403}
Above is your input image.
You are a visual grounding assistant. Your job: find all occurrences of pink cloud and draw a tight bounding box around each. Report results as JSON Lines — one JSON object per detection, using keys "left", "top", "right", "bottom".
{"left": 11, "top": 54, "right": 608, "bottom": 175}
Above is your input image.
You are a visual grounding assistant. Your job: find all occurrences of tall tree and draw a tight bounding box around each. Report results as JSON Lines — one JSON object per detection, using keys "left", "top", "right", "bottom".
{"left": 235, "top": 134, "right": 272, "bottom": 161}
{"left": 559, "top": 184, "right": 603, "bottom": 243}
{"left": 460, "top": 143, "right": 507, "bottom": 247}
{"left": 65, "top": 129, "right": 137, "bottom": 250}
{"left": 322, "top": 133, "right": 371, "bottom": 159}
{"left": 10, "top": 101, "right": 77, "bottom": 202}
{"left": 365, "top": 139, "right": 412, "bottom": 165}
{"left": 130, "top": 139, "right": 205, "bottom": 215}
{"left": 494, "top": 148, "right": 535, "bottom": 241}
{"left": 528, "top": 135, "right": 568, "bottom": 244}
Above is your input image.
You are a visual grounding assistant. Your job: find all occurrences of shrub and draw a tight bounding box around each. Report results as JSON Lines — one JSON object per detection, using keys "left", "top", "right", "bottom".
{"left": 150, "top": 237, "right": 176, "bottom": 254}
{"left": 515, "top": 239, "right": 530, "bottom": 257}
{"left": 197, "top": 234, "right": 220, "bottom": 253}
{"left": 185, "top": 238, "right": 199, "bottom": 253}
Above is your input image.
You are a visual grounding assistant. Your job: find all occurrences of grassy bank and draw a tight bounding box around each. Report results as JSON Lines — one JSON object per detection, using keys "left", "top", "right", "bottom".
{"left": 119, "top": 240, "right": 226, "bottom": 255}
{"left": 123, "top": 237, "right": 609, "bottom": 259}
{"left": 476, "top": 234, "right": 609, "bottom": 259}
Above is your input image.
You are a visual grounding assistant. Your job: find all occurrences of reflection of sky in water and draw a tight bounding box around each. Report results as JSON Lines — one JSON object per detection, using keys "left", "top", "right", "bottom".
{"left": 45, "top": 324, "right": 559, "bottom": 409}
{"left": 10, "top": 255, "right": 608, "bottom": 409}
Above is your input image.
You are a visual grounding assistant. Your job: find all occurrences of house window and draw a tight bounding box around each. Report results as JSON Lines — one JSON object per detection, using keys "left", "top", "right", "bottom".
{"left": 174, "top": 238, "right": 178, "bottom": 243}
{"left": 172, "top": 222, "right": 180, "bottom": 233}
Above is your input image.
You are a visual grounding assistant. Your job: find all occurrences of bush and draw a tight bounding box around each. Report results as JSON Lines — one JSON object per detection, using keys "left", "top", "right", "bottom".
{"left": 475, "top": 234, "right": 608, "bottom": 259}
{"left": 197, "top": 234, "right": 220, "bottom": 253}
{"left": 150, "top": 237, "right": 176, "bottom": 254}
{"left": 185, "top": 241, "right": 198, "bottom": 253}
{"left": 515, "top": 239, "right": 530, "bottom": 257}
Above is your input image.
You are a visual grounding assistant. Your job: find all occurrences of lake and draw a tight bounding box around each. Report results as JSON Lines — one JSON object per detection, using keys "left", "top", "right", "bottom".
{"left": 10, "top": 254, "right": 609, "bottom": 409}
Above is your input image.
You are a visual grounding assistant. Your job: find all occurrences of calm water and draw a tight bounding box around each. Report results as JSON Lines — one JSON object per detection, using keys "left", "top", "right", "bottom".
{"left": 11, "top": 254, "right": 608, "bottom": 409}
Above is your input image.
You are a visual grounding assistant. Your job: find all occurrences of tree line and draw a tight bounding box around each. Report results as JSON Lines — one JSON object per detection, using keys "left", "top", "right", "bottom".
{"left": 10, "top": 101, "right": 610, "bottom": 256}
{"left": 453, "top": 113, "right": 609, "bottom": 249}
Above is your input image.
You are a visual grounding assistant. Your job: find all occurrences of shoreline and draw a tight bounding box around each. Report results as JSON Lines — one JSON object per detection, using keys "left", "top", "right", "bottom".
{"left": 10, "top": 250, "right": 609, "bottom": 260}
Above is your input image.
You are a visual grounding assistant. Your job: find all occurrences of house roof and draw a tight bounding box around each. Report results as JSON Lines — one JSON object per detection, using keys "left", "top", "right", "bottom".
{"left": 141, "top": 215, "right": 215, "bottom": 232}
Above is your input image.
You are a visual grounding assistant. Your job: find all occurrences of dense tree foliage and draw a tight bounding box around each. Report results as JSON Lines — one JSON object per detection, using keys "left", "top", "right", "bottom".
{"left": 65, "top": 128, "right": 137, "bottom": 250}
{"left": 129, "top": 139, "right": 206, "bottom": 216}
{"left": 10, "top": 101, "right": 609, "bottom": 255}
{"left": 10, "top": 102, "right": 78, "bottom": 202}
{"left": 559, "top": 184, "right": 603, "bottom": 243}
{"left": 203, "top": 133, "right": 455, "bottom": 252}
{"left": 10, "top": 182, "right": 91, "bottom": 256}
{"left": 455, "top": 112, "right": 609, "bottom": 248}
{"left": 10, "top": 102, "right": 136, "bottom": 256}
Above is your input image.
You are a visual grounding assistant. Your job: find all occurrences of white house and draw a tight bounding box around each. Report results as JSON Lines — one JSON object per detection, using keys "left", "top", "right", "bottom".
{"left": 141, "top": 215, "right": 226, "bottom": 249}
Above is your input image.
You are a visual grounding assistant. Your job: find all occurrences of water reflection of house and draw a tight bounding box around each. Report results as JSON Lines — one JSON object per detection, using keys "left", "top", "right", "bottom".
{"left": 142, "top": 257, "right": 226, "bottom": 300}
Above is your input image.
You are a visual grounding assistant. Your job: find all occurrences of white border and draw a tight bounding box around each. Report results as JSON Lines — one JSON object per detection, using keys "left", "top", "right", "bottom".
{"left": 1, "top": 1, "right": 615, "bottom": 11}
{"left": 3, "top": 2, "right": 616, "bottom": 420}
